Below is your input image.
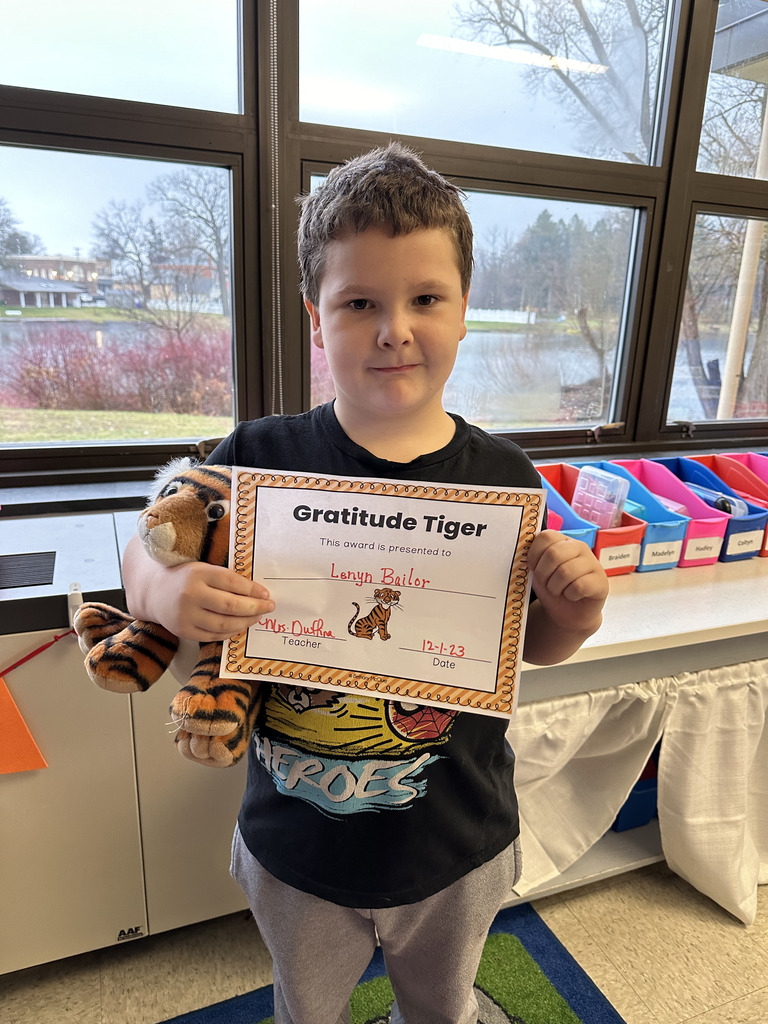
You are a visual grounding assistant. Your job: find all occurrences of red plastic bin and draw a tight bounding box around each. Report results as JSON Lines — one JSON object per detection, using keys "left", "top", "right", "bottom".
{"left": 539, "top": 463, "right": 645, "bottom": 575}
{"left": 689, "top": 453, "right": 768, "bottom": 556}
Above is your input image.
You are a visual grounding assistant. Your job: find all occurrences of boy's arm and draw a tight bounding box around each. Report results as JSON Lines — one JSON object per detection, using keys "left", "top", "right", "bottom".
{"left": 122, "top": 533, "right": 274, "bottom": 642}
{"left": 523, "top": 530, "right": 608, "bottom": 666}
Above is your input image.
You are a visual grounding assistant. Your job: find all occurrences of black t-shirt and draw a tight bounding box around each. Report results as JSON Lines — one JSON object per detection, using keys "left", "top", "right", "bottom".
{"left": 208, "top": 403, "right": 542, "bottom": 907}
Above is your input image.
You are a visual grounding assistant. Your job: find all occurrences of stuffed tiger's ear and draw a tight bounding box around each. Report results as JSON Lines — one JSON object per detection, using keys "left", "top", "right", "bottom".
{"left": 147, "top": 456, "right": 200, "bottom": 505}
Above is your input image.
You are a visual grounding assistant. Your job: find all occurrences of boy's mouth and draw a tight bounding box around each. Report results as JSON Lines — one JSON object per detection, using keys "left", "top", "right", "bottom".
{"left": 372, "top": 363, "right": 418, "bottom": 373}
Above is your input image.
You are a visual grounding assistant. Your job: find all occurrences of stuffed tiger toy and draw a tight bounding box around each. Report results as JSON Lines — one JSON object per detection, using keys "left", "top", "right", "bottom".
{"left": 348, "top": 588, "right": 401, "bottom": 640}
{"left": 73, "top": 459, "right": 264, "bottom": 768}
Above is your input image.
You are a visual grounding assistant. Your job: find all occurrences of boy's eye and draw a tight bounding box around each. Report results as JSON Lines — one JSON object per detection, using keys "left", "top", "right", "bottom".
{"left": 416, "top": 294, "right": 437, "bottom": 306}
{"left": 348, "top": 298, "right": 369, "bottom": 310}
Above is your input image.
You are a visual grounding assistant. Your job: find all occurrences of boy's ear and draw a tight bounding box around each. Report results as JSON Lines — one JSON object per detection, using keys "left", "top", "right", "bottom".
{"left": 459, "top": 292, "right": 469, "bottom": 341}
{"left": 304, "top": 298, "right": 324, "bottom": 349}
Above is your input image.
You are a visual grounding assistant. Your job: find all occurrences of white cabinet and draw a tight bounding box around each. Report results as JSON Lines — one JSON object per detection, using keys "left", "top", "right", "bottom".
{"left": 0, "top": 631, "right": 146, "bottom": 974}
{"left": 130, "top": 672, "right": 248, "bottom": 935}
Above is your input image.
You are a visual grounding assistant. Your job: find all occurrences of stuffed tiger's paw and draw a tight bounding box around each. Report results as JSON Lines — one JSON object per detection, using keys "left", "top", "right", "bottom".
{"left": 74, "top": 603, "right": 179, "bottom": 694}
{"left": 174, "top": 729, "right": 241, "bottom": 768}
{"left": 173, "top": 693, "right": 261, "bottom": 767}
{"left": 168, "top": 641, "right": 245, "bottom": 736}
{"left": 74, "top": 602, "right": 134, "bottom": 655}
{"left": 170, "top": 657, "right": 264, "bottom": 768}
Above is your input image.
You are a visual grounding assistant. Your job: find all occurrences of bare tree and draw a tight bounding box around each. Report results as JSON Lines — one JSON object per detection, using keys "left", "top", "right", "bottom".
{"left": 0, "top": 197, "right": 44, "bottom": 267}
{"left": 455, "top": 0, "right": 666, "bottom": 163}
{"left": 92, "top": 199, "right": 164, "bottom": 308}
{"left": 147, "top": 167, "right": 231, "bottom": 317}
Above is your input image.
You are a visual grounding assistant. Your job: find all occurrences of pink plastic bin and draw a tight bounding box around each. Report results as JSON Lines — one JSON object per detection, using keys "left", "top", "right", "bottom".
{"left": 612, "top": 459, "right": 728, "bottom": 567}
{"left": 539, "top": 463, "right": 646, "bottom": 576}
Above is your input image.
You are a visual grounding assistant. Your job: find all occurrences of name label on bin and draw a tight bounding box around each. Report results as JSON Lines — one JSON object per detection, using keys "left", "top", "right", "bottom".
{"left": 725, "top": 529, "right": 763, "bottom": 558}
{"left": 598, "top": 542, "right": 641, "bottom": 569}
{"left": 642, "top": 540, "right": 683, "bottom": 567}
{"left": 683, "top": 535, "right": 722, "bottom": 561}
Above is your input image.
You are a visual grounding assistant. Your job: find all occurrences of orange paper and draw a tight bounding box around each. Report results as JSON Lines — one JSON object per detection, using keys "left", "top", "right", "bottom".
{"left": 0, "top": 675, "right": 48, "bottom": 773}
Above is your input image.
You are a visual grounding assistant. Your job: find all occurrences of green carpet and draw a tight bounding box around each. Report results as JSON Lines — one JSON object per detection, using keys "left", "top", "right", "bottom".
{"left": 161, "top": 903, "right": 626, "bottom": 1024}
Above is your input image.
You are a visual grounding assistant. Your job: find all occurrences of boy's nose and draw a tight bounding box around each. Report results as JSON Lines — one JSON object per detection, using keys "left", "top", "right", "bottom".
{"left": 377, "top": 312, "right": 414, "bottom": 348}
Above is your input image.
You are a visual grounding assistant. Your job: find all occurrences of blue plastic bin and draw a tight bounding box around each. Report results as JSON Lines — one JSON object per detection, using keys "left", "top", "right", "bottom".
{"left": 574, "top": 460, "right": 688, "bottom": 571}
{"left": 540, "top": 478, "right": 598, "bottom": 547}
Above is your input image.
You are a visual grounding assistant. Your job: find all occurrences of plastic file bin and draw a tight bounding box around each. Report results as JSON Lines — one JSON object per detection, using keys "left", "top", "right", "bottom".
{"left": 653, "top": 457, "right": 768, "bottom": 563}
{"left": 539, "top": 463, "right": 645, "bottom": 575}
{"left": 687, "top": 453, "right": 768, "bottom": 507}
{"left": 575, "top": 461, "right": 688, "bottom": 572}
{"left": 687, "top": 453, "right": 768, "bottom": 557}
{"left": 540, "top": 478, "right": 598, "bottom": 547}
{"left": 722, "top": 451, "right": 768, "bottom": 487}
{"left": 612, "top": 459, "right": 728, "bottom": 567}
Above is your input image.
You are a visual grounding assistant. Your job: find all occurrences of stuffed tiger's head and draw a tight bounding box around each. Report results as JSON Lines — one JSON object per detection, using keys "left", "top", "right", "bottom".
{"left": 138, "top": 459, "right": 232, "bottom": 567}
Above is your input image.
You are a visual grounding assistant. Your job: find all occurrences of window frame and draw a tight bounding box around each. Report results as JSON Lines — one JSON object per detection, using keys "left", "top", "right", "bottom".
{"left": 2, "top": 0, "right": 768, "bottom": 498}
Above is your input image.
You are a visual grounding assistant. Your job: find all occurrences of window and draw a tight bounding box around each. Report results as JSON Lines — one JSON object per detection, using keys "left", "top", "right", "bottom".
{"left": 0, "top": 147, "right": 234, "bottom": 445}
{"left": 697, "top": 0, "right": 768, "bottom": 179}
{"left": 297, "top": 0, "right": 768, "bottom": 454}
{"left": 299, "top": 0, "right": 671, "bottom": 163}
{"left": 0, "top": 2, "right": 258, "bottom": 479}
{"left": 668, "top": 212, "right": 768, "bottom": 423}
{"left": 1, "top": 0, "right": 768, "bottom": 493}
{"left": 0, "top": 0, "right": 241, "bottom": 112}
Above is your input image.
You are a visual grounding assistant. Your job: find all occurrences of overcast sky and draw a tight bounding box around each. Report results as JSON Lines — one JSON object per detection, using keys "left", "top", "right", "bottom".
{"left": 0, "top": 0, "right": 643, "bottom": 257}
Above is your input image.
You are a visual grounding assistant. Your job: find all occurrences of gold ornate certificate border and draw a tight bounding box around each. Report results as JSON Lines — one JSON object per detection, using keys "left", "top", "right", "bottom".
{"left": 226, "top": 471, "right": 543, "bottom": 717}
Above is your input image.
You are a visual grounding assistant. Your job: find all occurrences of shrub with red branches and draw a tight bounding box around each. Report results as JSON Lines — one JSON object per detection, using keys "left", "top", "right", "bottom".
{"left": 1, "top": 321, "right": 234, "bottom": 416}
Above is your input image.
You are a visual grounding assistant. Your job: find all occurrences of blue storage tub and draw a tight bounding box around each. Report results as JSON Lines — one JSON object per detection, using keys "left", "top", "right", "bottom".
{"left": 611, "top": 776, "right": 658, "bottom": 832}
{"left": 540, "top": 478, "right": 598, "bottom": 547}
{"left": 574, "top": 460, "right": 688, "bottom": 571}
{"left": 653, "top": 456, "right": 768, "bottom": 562}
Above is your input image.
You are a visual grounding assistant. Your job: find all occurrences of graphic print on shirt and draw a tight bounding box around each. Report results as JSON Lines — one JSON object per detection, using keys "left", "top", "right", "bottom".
{"left": 347, "top": 587, "right": 401, "bottom": 641}
{"left": 252, "top": 683, "right": 458, "bottom": 817}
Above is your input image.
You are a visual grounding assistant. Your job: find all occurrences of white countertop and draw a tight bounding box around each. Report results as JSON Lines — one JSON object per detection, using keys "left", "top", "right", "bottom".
{"left": 561, "top": 555, "right": 768, "bottom": 665}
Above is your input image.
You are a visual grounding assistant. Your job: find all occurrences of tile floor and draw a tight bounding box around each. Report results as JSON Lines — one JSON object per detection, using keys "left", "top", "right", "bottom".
{"left": 1, "top": 863, "right": 766, "bottom": 1024}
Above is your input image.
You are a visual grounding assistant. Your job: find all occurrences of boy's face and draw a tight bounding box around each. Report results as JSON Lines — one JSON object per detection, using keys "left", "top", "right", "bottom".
{"left": 305, "top": 226, "right": 468, "bottom": 431}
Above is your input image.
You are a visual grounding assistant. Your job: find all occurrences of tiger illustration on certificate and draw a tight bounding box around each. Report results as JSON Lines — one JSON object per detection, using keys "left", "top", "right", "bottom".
{"left": 221, "top": 468, "right": 546, "bottom": 719}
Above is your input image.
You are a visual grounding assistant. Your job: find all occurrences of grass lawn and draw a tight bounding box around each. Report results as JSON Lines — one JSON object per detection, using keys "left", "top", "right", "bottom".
{"left": 1, "top": 306, "right": 131, "bottom": 322}
{"left": 1, "top": 407, "right": 234, "bottom": 443}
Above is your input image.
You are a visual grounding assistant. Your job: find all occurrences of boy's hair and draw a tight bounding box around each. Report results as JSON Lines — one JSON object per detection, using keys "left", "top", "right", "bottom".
{"left": 297, "top": 142, "right": 473, "bottom": 304}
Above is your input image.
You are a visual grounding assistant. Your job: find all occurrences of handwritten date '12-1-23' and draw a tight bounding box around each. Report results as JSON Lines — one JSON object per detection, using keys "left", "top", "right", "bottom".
{"left": 421, "top": 640, "right": 465, "bottom": 658}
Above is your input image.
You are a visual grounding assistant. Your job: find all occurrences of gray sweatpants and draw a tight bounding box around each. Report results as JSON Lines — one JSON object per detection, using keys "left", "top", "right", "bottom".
{"left": 230, "top": 825, "right": 521, "bottom": 1024}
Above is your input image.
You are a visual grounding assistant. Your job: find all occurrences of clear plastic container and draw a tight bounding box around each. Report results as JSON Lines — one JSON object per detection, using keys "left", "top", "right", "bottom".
{"left": 570, "top": 465, "right": 630, "bottom": 529}
{"left": 686, "top": 483, "right": 749, "bottom": 517}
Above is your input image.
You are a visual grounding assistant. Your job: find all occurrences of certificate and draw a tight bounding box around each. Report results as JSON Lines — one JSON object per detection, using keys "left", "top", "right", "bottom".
{"left": 221, "top": 469, "right": 545, "bottom": 719}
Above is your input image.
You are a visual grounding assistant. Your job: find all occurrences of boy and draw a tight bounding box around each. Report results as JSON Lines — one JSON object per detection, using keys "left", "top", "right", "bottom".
{"left": 123, "top": 142, "right": 608, "bottom": 1024}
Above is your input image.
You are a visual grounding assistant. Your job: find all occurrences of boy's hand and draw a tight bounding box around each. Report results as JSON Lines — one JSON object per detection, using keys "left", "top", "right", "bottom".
{"left": 524, "top": 530, "right": 608, "bottom": 665}
{"left": 163, "top": 563, "right": 275, "bottom": 642}
{"left": 131, "top": 559, "right": 275, "bottom": 643}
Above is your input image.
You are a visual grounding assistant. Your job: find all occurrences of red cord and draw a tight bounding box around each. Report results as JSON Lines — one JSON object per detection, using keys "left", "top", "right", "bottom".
{"left": 0, "top": 629, "right": 76, "bottom": 678}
